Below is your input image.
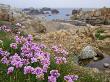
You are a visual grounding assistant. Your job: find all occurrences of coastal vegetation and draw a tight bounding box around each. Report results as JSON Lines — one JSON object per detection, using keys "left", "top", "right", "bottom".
{"left": 0, "top": 4, "right": 110, "bottom": 82}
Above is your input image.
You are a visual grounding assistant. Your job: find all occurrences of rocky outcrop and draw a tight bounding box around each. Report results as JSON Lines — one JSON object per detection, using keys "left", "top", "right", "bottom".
{"left": 71, "top": 7, "right": 110, "bottom": 25}
{"left": 0, "top": 4, "right": 10, "bottom": 21}
{"left": 0, "top": 4, "right": 27, "bottom": 23}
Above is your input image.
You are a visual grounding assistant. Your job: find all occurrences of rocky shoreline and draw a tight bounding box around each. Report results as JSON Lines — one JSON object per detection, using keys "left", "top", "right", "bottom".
{"left": 71, "top": 7, "right": 110, "bottom": 26}
{"left": 0, "top": 4, "right": 110, "bottom": 82}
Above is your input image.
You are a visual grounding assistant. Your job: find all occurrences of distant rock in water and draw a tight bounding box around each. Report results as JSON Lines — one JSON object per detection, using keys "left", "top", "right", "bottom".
{"left": 51, "top": 9, "right": 59, "bottom": 14}
{"left": 40, "top": 7, "right": 51, "bottom": 11}
{"left": 48, "top": 14, "right": 51, "bottom": 16}
{"left": 66, "top": 14, "right": 70, "bottom": 16}
{"left": 28, "top": 9, "right": 40, "bottom": 15}
{"left": 72, "top": 9, "right": 80, "bottom": 15}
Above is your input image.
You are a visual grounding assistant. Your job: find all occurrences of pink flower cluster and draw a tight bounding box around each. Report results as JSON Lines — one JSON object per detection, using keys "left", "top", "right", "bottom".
{"left": 0, "top": 32, "right": 78, "bottom": 81}
{"left": 55, "top": 57, "right": 67, "bottom": 64}
{"left": 24, "top": 66, "right": 44, "bottom": 79}
{"left": 64, "top": 75, "right": 78, "bottom": 82}
{"left": 48, "top": 70, "right": 60, "bottom": 82}
{"left": 0, "top": 34, "right": 50, "bottom": 79}
{"left": 52, "top": 45, "right": 68, "bottom": 56}
{"left": 0, "top": 23, "right": 22, "bottom": 33}
{"left": 0, "top": 25, "right": 11, "bottom": 32}
{"left": 52, "top": 45, "right": 68, "bottom": 64}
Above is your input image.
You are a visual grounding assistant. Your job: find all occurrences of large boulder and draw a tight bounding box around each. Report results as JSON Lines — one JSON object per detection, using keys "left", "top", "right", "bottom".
{"left": 79, "top": 46, "right": 97, "bottom": 59}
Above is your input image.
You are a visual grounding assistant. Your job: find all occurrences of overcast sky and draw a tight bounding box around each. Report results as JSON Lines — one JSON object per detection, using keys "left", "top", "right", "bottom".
{"left": 0, "top": 0, "right": 110, "bottom": 8}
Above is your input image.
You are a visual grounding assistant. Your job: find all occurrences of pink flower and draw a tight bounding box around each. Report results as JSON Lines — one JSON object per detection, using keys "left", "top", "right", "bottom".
{"left": 32, "top": 67, "right": 44, "bottom": 79}
{"left": 52, "top": 45, "right": 68, "bottom": 56}
{"left": 10, "top": 43, "right": 17, "bottom": 49}
{"left": 7, "top": 67, "right": 14, "bottom": 75}
{"left": 43, "top": 65, "right": 48, "bottom": 73}
{"left": 24, "top": 66, "right": 34, "bottom": 74}
{"left": 41, "top": 58, "right": 50, "bottom": 66}
{"left": 33, "top": 67, "right": 43, "bottom": 75}
{"left": 10, "top": 53, "right": 23, "bottom": 68}
{"left": 22, "top": 58, "right": 30, "bottom": 65}
{"left": 48, "top": 76, "right": 57, "bottom": 82}
{"left": 0, "top": 48, "right": 4, "bottom": 56}
{"left": 50, "top": 70, "right": 60, "bottom": 78}
{"left": 55, "top": 57, "right": 67, "bottom": 64}
{"left": 27, "top": 35, "right": 33, "bottom": 41}
{"left": 15, "top": 36, "right": 22, "bottom": 44}
{"left": 31, "top": 57, "right": 37, "bottom": 63}
{"left": 1, "top": 56, "right": 9, "bottom": 65}
{"left": 64, "top": 75, "right": 78, "bottom": 82}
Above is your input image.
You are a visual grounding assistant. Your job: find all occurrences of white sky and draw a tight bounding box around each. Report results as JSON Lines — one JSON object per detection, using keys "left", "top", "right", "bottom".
{"left": 0, "top": 0, "right": 110, "bottom": 8}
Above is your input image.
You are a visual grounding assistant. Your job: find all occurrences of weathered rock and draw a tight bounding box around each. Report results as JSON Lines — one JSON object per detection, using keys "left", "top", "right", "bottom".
{"left": 79, "top": 46, "right": 97, "bottom": 59}
{"left": 103, "top": 63, "right": 109, "bottom": 68}
{"left": 93, "top": 57, "right": 98, "bottom": 61}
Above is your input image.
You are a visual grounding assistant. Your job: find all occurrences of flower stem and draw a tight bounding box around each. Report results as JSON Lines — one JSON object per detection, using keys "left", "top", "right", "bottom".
{"left": 10, "top": 76, "right": 12, "bottom": 82}
{"left": 28, "top": 74, "right": 31, "bottom": 82}
{"left": 16, "top": 70, "right": 18, "bottom": 82}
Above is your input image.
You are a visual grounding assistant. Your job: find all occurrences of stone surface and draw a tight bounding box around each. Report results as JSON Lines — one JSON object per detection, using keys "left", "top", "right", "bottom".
{"left": 93, "top": 57, "right": 98, "bottom": 61}
{"left": 92, "top": 68, "right": 100, "bottom": 73}
{"left": 79, "top": 46, "right": 97, "bottom": 59}
{"left": 103, "top": 63, "right": 109, "bottom": 68}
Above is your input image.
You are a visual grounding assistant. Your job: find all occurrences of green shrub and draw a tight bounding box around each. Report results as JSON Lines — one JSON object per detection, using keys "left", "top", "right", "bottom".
{"left": 96, "top": 29, "right": 105, "bottom": 33}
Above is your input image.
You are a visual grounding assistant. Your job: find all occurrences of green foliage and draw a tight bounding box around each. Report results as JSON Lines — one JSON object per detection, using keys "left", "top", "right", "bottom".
{"left": 0, "top": 20, "right": 10, "bottom": 25}
{"left": 96, "top": 29, "right": 105, "bottom": 33}
{"left": 76, "top": 74, "right": 103, "bottom": 82}
{"left": 0, "top": 31, "right": 13, "bottom": 51}
{"left": 95, "top": 33, "right": 105, "bottom": 40}
{"left": 95, "top": 29, "right": 110, "bottom": 40}
{"left": 0, "top": 31, "right": 7, "bottom": 38}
